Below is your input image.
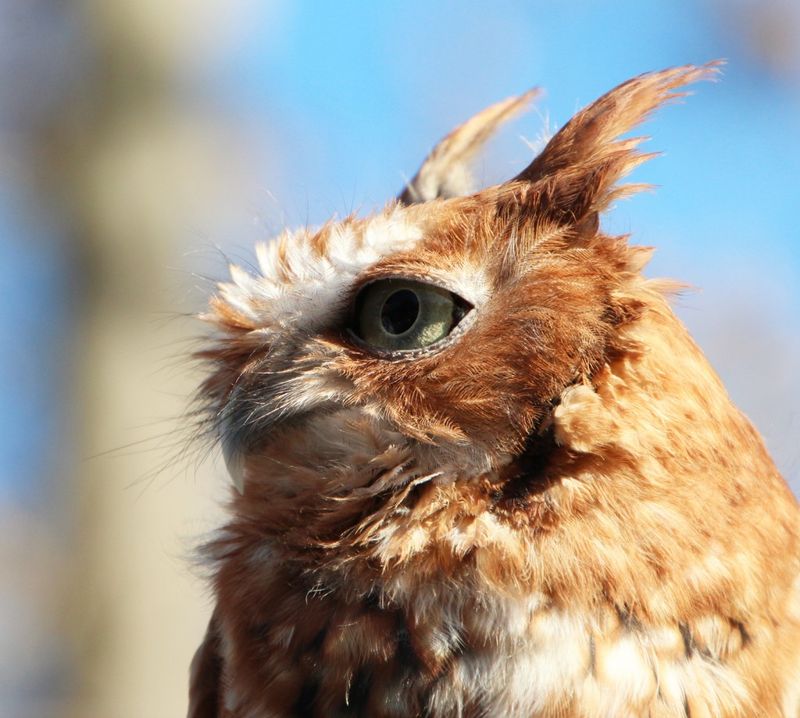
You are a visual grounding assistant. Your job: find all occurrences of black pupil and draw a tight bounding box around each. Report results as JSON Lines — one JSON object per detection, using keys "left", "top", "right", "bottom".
{"left": 381, "top": 289, "right": 420, "bottom": 335}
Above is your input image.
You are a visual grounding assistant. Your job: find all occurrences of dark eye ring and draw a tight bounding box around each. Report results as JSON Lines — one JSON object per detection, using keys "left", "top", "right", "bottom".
{"left": 349, "top": 279, "right": 472, "bottom": 352}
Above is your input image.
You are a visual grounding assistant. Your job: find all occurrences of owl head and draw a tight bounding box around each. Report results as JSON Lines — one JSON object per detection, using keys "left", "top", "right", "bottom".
{"left": 198, "top": 64, "right": 718, "bottom": 508}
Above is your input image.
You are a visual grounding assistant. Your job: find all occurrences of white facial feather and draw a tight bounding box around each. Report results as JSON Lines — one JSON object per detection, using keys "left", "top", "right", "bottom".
{"left": 218, "top": 208, "right": 424, "bottom": 333}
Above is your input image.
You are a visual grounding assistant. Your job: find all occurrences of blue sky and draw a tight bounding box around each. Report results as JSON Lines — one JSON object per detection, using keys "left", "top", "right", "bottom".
{"left": 220, "top": 1, "right": 799, "bottom": 290}
{"left": 1, "top": 0, "right": 798, "bottom": 500}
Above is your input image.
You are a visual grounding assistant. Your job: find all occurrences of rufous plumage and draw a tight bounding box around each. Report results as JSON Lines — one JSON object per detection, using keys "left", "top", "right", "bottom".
{"left": 188, "top": 63, "right": 800, "bottom": 717}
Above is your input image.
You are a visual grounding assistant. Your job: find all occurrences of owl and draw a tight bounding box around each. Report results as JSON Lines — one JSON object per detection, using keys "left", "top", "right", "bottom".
{"left": 188, "top": 64, "right": 800, "bottom": 717}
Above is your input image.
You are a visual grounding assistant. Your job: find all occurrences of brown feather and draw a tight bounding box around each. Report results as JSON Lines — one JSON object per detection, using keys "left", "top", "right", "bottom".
{"left": 189, "top": 64, "right": 800, "bottom": 717}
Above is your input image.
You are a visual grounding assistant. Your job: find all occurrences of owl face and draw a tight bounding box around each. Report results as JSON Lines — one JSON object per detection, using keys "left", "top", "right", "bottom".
{"left": 200, "top": 63, "right": 716, "bottom": 496}
{"left": 206, "top": 198, "right": 635, "bottom": 491}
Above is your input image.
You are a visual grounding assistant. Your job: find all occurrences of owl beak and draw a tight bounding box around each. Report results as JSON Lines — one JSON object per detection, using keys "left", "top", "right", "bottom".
{"left": 217, "top": 368, "right": 345, "bottom": 494}
{"left": 219, "top": 393, "right": 248, "bottom": 493}
{"left": 222, "top": 435, "right": 246, "bottom": 494}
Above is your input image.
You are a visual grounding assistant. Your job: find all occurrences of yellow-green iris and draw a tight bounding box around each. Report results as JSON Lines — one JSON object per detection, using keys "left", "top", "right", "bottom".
{"left": 352, "top": 279, "right": 470, "bottom": 352}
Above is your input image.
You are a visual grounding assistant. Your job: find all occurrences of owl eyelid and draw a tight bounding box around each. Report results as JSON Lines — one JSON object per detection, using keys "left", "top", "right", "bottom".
{"left": 343, "top": 276, "right": 476, "bottom": 359}
{"left": 349, "top": 273, "right": 472, "bottom": 302}
{"left": 344, "top": 312, "right": 475, "bottom": 360}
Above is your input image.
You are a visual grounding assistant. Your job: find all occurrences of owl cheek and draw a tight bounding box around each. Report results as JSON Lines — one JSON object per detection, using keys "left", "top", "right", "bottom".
{"left": 368, "top": 397, "right": 467, "bottom": 445}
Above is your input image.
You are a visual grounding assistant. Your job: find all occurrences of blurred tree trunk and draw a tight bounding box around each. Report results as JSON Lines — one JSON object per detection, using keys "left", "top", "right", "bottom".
{"left": 37, "top": 3, "right": 230, "bottom": 716}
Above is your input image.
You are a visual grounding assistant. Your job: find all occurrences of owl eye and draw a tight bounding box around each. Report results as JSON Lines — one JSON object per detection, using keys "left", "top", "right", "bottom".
{"left": 351, "top": 279, "right": 472, "bottom": 352}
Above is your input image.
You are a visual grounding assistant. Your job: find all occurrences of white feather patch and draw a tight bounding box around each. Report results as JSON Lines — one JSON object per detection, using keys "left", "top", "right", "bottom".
{"left": 218, "top": 209, "right": 424, "bottom": 333}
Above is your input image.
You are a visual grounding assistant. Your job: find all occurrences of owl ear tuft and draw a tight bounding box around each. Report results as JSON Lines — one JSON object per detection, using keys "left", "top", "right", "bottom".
{"left": 501, "top": 62, "right": 722, "bottom": 229}
{"left": 399, "top": 87, "right": 540, "bottom": 204}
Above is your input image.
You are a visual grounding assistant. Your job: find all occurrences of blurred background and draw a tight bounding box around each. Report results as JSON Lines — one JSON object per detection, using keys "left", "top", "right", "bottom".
{"left": 0, "top": 1, "right": 798, "bottom": 716}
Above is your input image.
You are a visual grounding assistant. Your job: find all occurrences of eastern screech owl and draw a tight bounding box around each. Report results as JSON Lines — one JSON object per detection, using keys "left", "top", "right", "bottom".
{"left": 188, "top": 65, "right": 800, "bottom": 717}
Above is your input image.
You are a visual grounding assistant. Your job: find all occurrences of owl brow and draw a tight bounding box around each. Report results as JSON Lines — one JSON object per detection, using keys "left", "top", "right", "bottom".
{"left": 499, "top": 224, "right": 578, "bottom": 281}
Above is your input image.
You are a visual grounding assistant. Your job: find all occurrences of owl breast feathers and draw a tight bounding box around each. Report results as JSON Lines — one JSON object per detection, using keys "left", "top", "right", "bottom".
{"left": 188, "top": 64, "right": 800, "bottom": 717}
